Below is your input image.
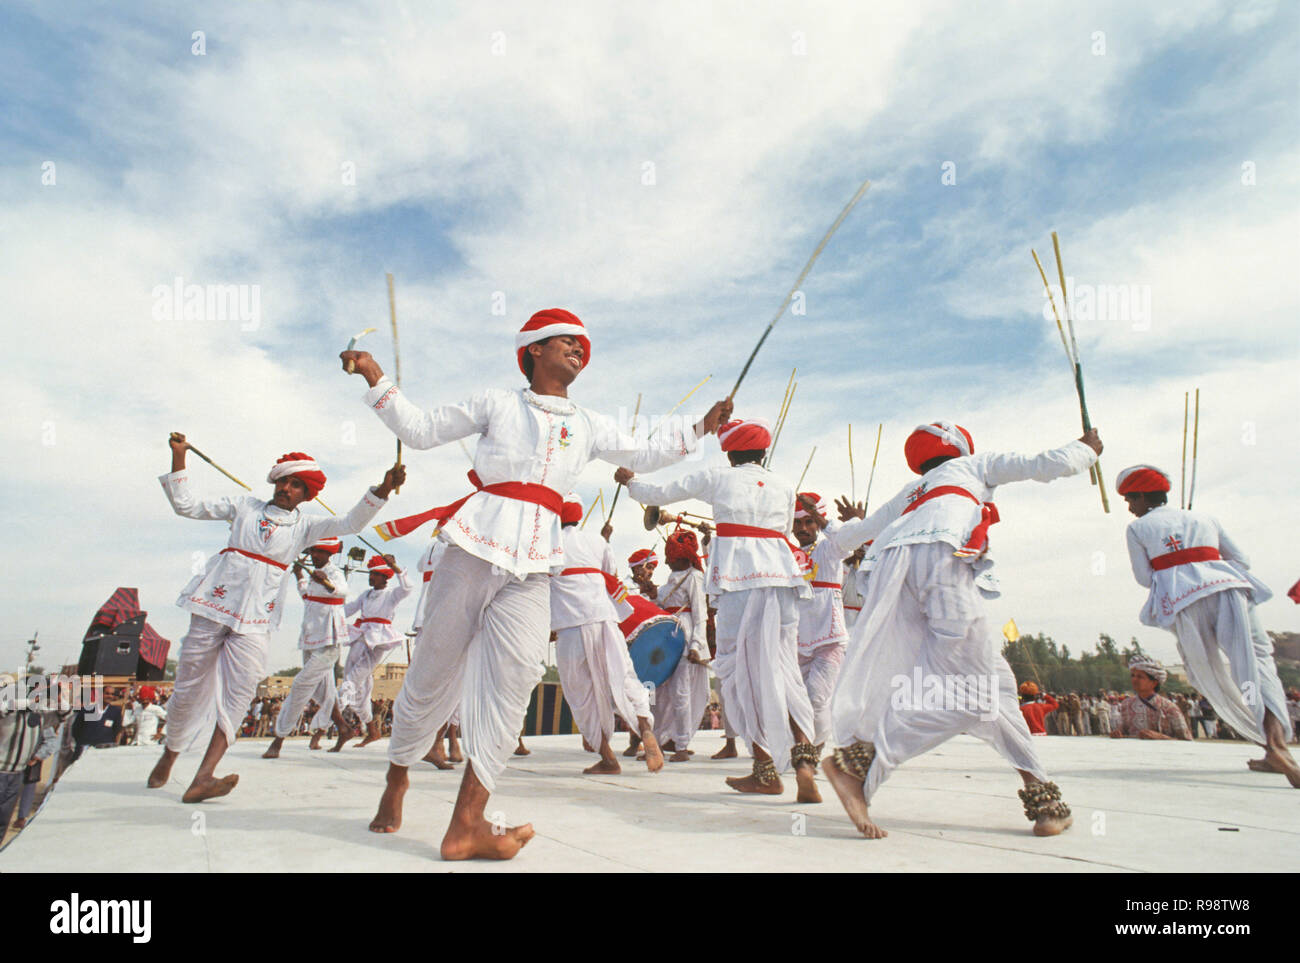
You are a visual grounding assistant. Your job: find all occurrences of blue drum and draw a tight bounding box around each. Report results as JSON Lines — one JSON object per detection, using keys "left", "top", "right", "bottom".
{"left": 627, "top": 616, "right": 687, "bottom": 688}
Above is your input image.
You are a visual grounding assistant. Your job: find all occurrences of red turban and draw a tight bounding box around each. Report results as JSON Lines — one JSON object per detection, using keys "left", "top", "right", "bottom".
{"left": 628, "top": 548, "right": 658, "bottom": 570}
{"left": 1115, "top": 465, "right": 1171, "bottom": 495}
{"left": 718, "top": 418, "right": 772, "bottom": 452}
{"left": 367, "top": 555, "right": 395, "bottom": 578}
{"left": 904, "top": 422, "right": 973, "bottom": 475}
{"left": 516, "top": 309, "right": 591, "bottom": 375}
{"left": 311, "top": 537, "right": 342, "bottom": 554}
{"left": 560, "top": 500, "right": 583, "bottom": 525}
{"left": 1018, "top": 681, "right": 1039, "bottom": 697}
{"left": 268, "top": 452, "right": 327, "bottom": 498}
{"left": 794, "top": 491, "right": 825, "bottom": 519}
{"left": 139, "top": 685, "right": 157, "bottom": 702}
{"left": 664, "top": 529, "right": 703, "bottom": 571}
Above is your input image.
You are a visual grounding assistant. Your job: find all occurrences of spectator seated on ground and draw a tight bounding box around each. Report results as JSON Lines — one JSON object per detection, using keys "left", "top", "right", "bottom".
{"left": 1111, "top": 656, "right": 1190, "bottom": 740}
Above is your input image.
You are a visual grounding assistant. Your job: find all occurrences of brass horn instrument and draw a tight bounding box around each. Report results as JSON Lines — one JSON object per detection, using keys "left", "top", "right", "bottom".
{"left": 644, "top": 506, "right": 713, "bottom": 533}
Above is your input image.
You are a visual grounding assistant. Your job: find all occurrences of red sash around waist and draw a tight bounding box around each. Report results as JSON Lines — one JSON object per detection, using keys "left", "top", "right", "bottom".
{"left": 810, "top": 581, "right": 842, "bottom": 590}
{"left": 901, "top": 485, "right": 1000, "bottom": 557}
{"left": 354, "top": 617, "right": 392, "bottom": 626}
{"left": 221, "top": 547, "right": 289, "bottom": 570}
{"left": 376, "top": 470, "right": 564, "bottom": 541}
{"left": 716, "top": 523, "right": 787, "bottom": 540}
{"left": 303, "top": 596, "right": 344, "bottom": 605}
{"left": 560, "top": 567, "right": 604, "bottom": 577}
{"left": 422, "top": 571, "right": 433, "bottom": 582}
{"left": 660, "top": 605, "right": 685, "bottom": 614}
{"left": 1150, "top": 546, "right": 1221, "bottom": 570}
{"left": 844, "top": 605, "right": 863, "bottom": 611}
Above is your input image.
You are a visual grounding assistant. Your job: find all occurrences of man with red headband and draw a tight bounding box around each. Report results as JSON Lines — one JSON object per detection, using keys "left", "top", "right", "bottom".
{"left": 151, "top": 435, "right": 403, "bottom": 802}
{"left": 627, "top": 548, "right": 660, "bottom": 600}
{"left": 263, "top": 538, "right": 353, "bottom": 759}
{"left": 335, "top": 554, "right": 414, "bottom": 750}
{"left": 552, "top": 494, "right": 662, "bottom": 775}
{"left": 341, "top": 309, "right": 731, "bottom": 860}
{"left": 617, "top": 417, "right": 820, "bottom": 802}
{"left": 820, "top": 421, "right": 1101, "bottom": 839}
{"left": 790, "top": 492, "right": 850, "bottom": 761}
{"left": 653, "top": 527, "right": 711, "bottom": 762}
{"left": 1117, "top": 464, "right": 1298, "bottom": 786}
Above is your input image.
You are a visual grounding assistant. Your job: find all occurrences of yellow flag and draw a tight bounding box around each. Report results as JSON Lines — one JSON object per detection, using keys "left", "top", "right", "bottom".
{"left": 1002, "top": 618, "right": 1020, "bottom": 643}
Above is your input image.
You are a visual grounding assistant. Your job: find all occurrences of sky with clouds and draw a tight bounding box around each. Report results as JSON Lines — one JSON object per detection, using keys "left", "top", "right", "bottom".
{"left": 2, "top": 0, "right": 1297, "bottom": 676}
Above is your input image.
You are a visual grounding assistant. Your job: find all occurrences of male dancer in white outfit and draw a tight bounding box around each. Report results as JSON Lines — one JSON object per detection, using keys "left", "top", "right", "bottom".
{"left": 410, "top": 536, "right": 463, "bottom": 768}
{"left": 336, "top": 554, "right": 414, "bottom": 749}
{"left": 619, "top": 417, "right": 820, "bottom": 802}
{"left": 1116, "top": 464, "right": 1299, "bottom": 787}
{"left": 264, "top": 537, "right": 350, "bottom": 758}
{"left": 149, "top": 435, "right": 401, "bottom": 802}
{"left": 820, "top": 421, "right": 1101, "bottom": 838}
{"left": 552, "top": 495, "right": 663, "bottom": 774}
{"left": 341, "top": 308, "right": 731, "bottom": 860}
{"left": 653, "top": 528, "right": 712, "bottom": 762}
{"left": 791, "top": 492, "right": 850, "bottom": 756}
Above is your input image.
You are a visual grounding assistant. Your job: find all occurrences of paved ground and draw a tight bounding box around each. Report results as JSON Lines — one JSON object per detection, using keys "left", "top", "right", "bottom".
{"left": 4, "top": 731, "right": 1295, "bottom": 872}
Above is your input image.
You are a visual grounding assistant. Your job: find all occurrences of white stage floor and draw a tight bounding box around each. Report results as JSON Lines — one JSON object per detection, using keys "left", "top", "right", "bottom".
{"left": 4, "top": 731, "right": 1295, "bottom": 872}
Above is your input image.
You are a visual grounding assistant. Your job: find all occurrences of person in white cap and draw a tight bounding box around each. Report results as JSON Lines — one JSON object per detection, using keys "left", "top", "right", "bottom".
{"left": 150, "top": 436, "right": 402, "bottom": 802}
{"left": 820, "top": 421, "right": 1102, "bottom": 839}
{"left": 789, "top": 492, "right": 850, "bottom": 759}
{"left": 552, "top": 494, "right": 662, "bottom": 774}
{"left": 341, "top": 308, "right": 731, "bottom": 860}
{"left": 617, "top": 417, "right": 820, "bottom": 803}
{"left": 1116, "top": 464, "right": 1298, "bottom": 786}
{"left": 1110, "top": 655, "right": 1190, "bottom": 739}
{"left": 263, "top": 538, "right": 350, "bottom": 759}
{"left": 335, "top": 554, "right": 414, "bottom": 750}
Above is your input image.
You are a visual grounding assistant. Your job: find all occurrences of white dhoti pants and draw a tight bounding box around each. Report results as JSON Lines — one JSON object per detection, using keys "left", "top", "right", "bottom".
{"left": 339, "top": 640, "right": 399, "bottom": 724}
{"left": 799, "top": 642, "right": 845, "bottom": 747}
{"left": 309, "top": 678, "right": 336, "bottom": 731}
{"left": 1173, "top": 589, "right": 1292, "bottom": 743}
{"left": 557, "top": 621, "right": 653, "bottom": 748}
{"left": 164, "top": 614, "right": 268, "bottom": 752}
{"left": 713, "top": 587, "right": 815, "bottom": 772}
{"left": 653, "top": 657, "right": 711, "bottom": 749}
{"left": 275, "top": 645, "right": 339, "bottom": 738}
{"left": 387, "top": 546, "right": 550, "bottom": 792}
{"left": 831, "top": 542, "right": 1047, "bottom": 802}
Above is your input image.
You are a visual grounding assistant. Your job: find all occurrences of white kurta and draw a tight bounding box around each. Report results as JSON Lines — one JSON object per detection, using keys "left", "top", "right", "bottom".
{"left": 630, "top": 463, "right": 813, "bottom": 768}
{"left": 364, "top": 380, "right": 698, "bottom": 790}
{"left": 297, "top": 562, "right": 348, "bottom": 649}
{"left": 841, "top": 564, "right": 865, "bottom": 629}
{"left": 627, "top": 463, "right": 809, "bottom": 597}
{"left": 158, "top": 471, "right": 386, "bottom": 633}
{"left": 364, "top": 379, "right": 698, "bottom": 576}
{"left": 796, "top": 535, "right": 849, "bottom": 654}
{"left": 653, "top": 567, "right": 711, "bottom": 749}
{"left": 339, "top": 574, "right": 414, "bottom": 724}
{"left": 551, "top": 527, "right": 620, "bottom": 629}
{"left": 1126, "top": 506, "right": 1289, "bottom": 743}
{"left": 830, "top": 440, "right": 1097, "bottom": 799}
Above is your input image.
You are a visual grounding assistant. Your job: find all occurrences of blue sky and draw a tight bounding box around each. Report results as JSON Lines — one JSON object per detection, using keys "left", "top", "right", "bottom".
{"left": 2, "top": 0, "right": 1297, "bottom": 673}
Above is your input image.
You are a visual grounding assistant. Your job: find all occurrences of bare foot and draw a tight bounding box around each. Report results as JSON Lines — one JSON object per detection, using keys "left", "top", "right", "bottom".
{"left": 661, "top": 739, "right": 677, "bottom": 752}
{"left": 725, "top": 773, "right": 784, "bottom": 795}
{"left": 356, "top": 722, "right": 381, "bottom": 748}
{"left": 795, "top": 763, "right": 822, "bottom": 804}
{"left": 262, "top": 737, "right": 284, "bottom": 759}
{"left": 147, "top": 751, "right": 177, "bottom": 789}
{"left": 181, "top": 773, "right": 239, "bottom": 803}
{"left": 514, "top": 738, "right": 531, "bottom": 756}
{"left": 584, "top": 757, "right": 621, "bottom": 775}
{"left": 622, "top": 734, "right": 641, "bottom": 757}
{"left": 440, "top": 818, "right": 535, "bottom": 860}
{"left": 448, "top": 740, "right": 464, "bottom": 764}
{"left": 711, "top": 740, "right": 738, "bottom": 760}
{"left": 13, "top": 816, "right": 27, "bottom": 830}
{"left": 669, "top": 750, "right": 691, "bottom": 762}
{"left": 1033, "top": 810, "right": 1074, "bottom": 836}
{"left": 423, "top": 742, "right": 455, "bottom": 770}
{"left": 308, "top": 732, "right": 323, "bottom": 750}
{"left": 369, "top": 767, "right": 408, "bottom": 833}
{"left": 1262, "top": 745, "right": 1300, "bottom": 788}
{"left": 582, "top": 737, "right": 594, "bottom": 753}
{"left": 329, "top": 724, "right": 357, "bottom": 752}
{"left": 641, "top": 731, "right": 664, "bottom": 773}
{"left": 823, "top": 754, "right": 886, "bottom": 838}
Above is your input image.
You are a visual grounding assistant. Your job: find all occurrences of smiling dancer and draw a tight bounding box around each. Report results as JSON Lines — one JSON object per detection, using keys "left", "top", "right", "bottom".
{"left": 342, "top": 309, "right": 731, "bottom": 860}
{"left": 150, "top": 435, "right": 401, "bottom": 802}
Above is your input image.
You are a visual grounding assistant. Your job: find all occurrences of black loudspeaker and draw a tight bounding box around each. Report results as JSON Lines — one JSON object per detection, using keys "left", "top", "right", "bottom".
{"left": 78, "top": 615, "right": 149, "bottom": 677}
